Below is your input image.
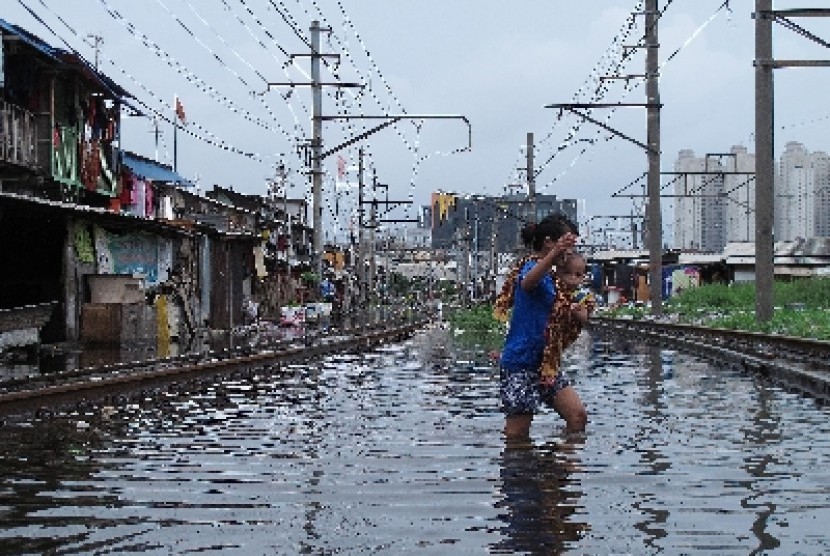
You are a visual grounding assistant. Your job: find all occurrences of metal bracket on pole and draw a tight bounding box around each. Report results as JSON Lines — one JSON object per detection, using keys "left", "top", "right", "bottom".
{"left": 318, "top": 114, "right": 472, "bottom": 160}
{"left": 545, "top": 103, "right": 661, "bottom": 155}
{"left": 751, "top": 8, "right": 830, "bottom": 68}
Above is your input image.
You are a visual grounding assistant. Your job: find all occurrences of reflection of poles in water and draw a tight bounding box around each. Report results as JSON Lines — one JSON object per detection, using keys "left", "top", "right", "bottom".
{"left": 632, "top": 345, "right": 672, "bottom": 547}
{"left": 741, "top": 361, "right": 782, "bottom": 553}
{"left": 493, "top": 439, "right": 588, "bottom": 554}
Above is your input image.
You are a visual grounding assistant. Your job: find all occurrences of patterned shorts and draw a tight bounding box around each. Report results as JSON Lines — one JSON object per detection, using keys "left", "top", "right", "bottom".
{"left": 500, "top": 366, "right": 572, "bottom": 415}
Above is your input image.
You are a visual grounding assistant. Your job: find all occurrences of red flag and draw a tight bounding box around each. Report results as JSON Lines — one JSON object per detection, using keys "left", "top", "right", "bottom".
{"left": 174, "top": 95, "right": 186, "bottom": 125}
{"left": 337, "top": 155, "right": 346, "bottom": 180}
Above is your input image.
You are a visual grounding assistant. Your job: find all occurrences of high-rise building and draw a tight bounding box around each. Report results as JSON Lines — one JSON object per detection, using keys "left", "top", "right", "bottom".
{"left": 776, "top": 141, "right": 815, "bottom": 241}
{"left": 674, "top": 142, "right": 830, "bottom": 248}
{"left": 814, "top": 151, "right": 830, "bottom": 237}
{"left": 723, "top": 145, "right": 756, "bottom": 243}
{"left": 672, "top": 149, "right": 727, "bottom": 252}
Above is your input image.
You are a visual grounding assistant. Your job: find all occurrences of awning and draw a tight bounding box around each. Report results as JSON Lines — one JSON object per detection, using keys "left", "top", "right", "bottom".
{"left": 122, "top": 151, "right": 193, "bottom": 187}
{"left": 0, "top": 18, "right": 60, "bottom": 61}
{"left": 0, "top": 18, "right": 131, "bottom": 101}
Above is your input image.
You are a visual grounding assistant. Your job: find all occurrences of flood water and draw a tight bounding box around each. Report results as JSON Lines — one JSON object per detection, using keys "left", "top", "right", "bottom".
{"left": 1, "top": 324, "right": 829, "bottom": 555}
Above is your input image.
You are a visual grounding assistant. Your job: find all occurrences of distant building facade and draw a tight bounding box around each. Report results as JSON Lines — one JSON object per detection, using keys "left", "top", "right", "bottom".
{"left": 723, "top": 145, "right": 756, "bottom": 244}
{"left": 673, "top": 142, "right": 830, "bottom": 250}
{"left": 429, "top": 191, "right": 578, "bottom": 253}
{"left": 814, "top": 151, "right": 830, "bottom": 237}
{"left": 673, "top": 149, "right": 727, "bottom": 252}
{"left": 776, "top": 141, "right": 814, "bottom": 241}
{"left": 775, "top": 141, "right": 830, "bottom": 241}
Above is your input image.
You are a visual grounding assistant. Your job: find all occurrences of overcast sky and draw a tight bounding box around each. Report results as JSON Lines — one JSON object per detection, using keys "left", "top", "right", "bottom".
{"left": 5, "top": 1, "right": 830, "bottom": 241}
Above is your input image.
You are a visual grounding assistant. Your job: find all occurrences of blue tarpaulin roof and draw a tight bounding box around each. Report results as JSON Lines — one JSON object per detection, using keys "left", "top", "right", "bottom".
{"left": 121, "top": 151, "right": 193, "bottom": 187}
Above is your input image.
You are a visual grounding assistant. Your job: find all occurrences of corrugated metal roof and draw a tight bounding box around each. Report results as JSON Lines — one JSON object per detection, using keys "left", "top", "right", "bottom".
{"left": 0, "top": 191, "right": 192, "bottom": 236}
{"left": 0, "top": 18, "right": 131, "bottom": 100}
{"left": 122, "top": 151, "right": 193, "bottom": 187}
{"left": 0, "top": 18, "right": 59, "bottom": 61}
{"left": 590, "top": 249, "right": 650, "bottom": 261}
{"left": 724, "top": 239, "right": 830, "bottom": 259}
{"left": 678, "top": 253, "right": 724, "bottom": 264}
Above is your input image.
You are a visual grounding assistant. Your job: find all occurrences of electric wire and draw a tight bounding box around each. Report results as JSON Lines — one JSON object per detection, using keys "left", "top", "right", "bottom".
{"left": 502, "top": 1, "right": 644, "bottom": 192}
{"left": 168, "top": 0, "right": 302, "bottom": 147}
{"left": 25, "top": 0, "right": 267, "bottom": 165}
{"left": 539, "top": 0, "right": 734, "bottom": 202}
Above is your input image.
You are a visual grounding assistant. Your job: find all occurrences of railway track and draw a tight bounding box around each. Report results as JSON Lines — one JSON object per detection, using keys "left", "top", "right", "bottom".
{"left": 0, "top": 319, "right": 429, "bottom": 415}
{"left": 591, "top": 317, "right": 830, "bottom": 402}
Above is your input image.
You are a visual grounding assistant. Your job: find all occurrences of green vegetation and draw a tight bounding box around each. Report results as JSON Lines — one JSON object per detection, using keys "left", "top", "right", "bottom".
{"left": 444, "top": 278, "right": 830, "bottom": 344}
{"left": 446, "top": 303, "right": 506, "bottom": 349}
{"left": 605, "top": 278, "right": 830, "bottom": 340}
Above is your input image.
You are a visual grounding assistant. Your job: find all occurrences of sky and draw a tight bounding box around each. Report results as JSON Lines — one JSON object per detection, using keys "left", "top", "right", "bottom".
{"left": 5, "top": 0, "right": 830, "bottom": 244}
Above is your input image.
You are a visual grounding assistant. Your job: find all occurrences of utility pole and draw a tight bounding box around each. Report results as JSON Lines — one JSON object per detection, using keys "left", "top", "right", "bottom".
{"left": 527, "top": 132, "right": 536, "bottom": 221}
{"left": 356, "top": 163, "right": 416, "bottom": 300}
{"left": 357, "top": 148, "right": 366, "bottom": 304}
{"left": 268, "top": 23, "right": 470, "bottom": 286}
{"left": 753, "top": 4, "right": 830, "bottom": 321}
{"left": 147, "top": 118, "right": 162, "bottom": 162}
{"left": 645, "top": 0, "right": 663, "bottom": 316}
{"left": 310, "top": 21, "right": 324, "bottom": 282}
{"left": 268, "top": 21, "right": 361, "bottom": 281}
{"left": 546, "top": 3, "right": 663, "bottom": 315}
{"left": 472, "top": 214, "right": 479, "bottom": 301}
{"left": 490, "top": 215, "right": 499, "bottom": 298}
{"left": 268, "top": 23, "right": 470, "bottom": 282}
{"left": 85, "top": 34, "right": 103, "bottom": 70}
{"left": 755, "top": 0, "right": 775, "bottom": 322}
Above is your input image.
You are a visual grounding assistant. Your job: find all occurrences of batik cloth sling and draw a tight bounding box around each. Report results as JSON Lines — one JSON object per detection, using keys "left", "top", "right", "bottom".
{"left": 539, "top": 282, "right": 596, "bottom": 384}
{"left": 492, "top": 255, "right": 537, "bottom": 322}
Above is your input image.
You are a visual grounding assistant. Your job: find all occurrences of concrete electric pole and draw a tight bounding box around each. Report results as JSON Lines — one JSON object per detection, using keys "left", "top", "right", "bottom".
{"left": 645, "top": 0, "right": 663, "bottom": 316}
{"left": 547, "top": 2, "right": 663, "bottom": 315}
{"left": 527, "top": 132, "right": 536, "bottom": 221}
{"left": 268, "top": 23, "right": 470, "bottom": 283}
{"left": 753, "top": 3, "right": 830, "bottom": 321}
{"left": 755, "top": 0, "right": 775, "bottom": 323}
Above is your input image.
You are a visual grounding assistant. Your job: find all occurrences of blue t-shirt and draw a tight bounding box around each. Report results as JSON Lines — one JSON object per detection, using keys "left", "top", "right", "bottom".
{"left": 499, "top": 260, "right": 556, "bottom": 371}
{"left": 320, "top": 279, "right": 335, "bottom": 299}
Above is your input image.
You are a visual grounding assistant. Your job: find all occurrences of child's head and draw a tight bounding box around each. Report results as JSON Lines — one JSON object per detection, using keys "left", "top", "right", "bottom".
{"left": 558, "top": 252, "right": 587, "bottom": 291}
{"left": 519, "top": 212, "right": 578, "bottom": 252}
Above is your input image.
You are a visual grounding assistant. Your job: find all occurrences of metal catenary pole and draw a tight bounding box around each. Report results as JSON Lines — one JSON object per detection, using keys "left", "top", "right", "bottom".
{"left": 527, "top": 132, "right": 536, "bottom": 221}
{"left": 311, "top": 21, "right": 324, "bottom": 281}
{"left": 754, "top": 0, "right": 775, "bottom": 322}
{"left": 546, "top": 5, "right": 663, "bottom": 314}
{"left": 269, "top": 23, "right": 470, "bottom": 289}
{"left": 753, "top": 4, "right": 830, "bottom": 321}
{"left": 645, "top": 0, "right": 663, "bottom": 316}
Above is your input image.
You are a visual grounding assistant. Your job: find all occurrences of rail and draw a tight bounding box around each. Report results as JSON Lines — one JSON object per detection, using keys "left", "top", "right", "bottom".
{"left": 0, "top": 317, "right": 431, "bottom": 415}
{"left": 591, "top": 316, "right": 830, "bottom": 401}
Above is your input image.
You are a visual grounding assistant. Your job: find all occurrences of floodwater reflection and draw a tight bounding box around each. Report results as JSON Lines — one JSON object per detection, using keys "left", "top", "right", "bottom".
{"left": 493, "top": 439, "right": 587, "bottom": 555}
{"left": 0, "top": 324, "right": 829, "bottom": 554}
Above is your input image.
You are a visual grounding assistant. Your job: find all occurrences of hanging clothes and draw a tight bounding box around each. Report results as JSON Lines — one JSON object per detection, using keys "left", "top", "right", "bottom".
{"left": 145, "top": 181, "right": 154, "bottom": 218}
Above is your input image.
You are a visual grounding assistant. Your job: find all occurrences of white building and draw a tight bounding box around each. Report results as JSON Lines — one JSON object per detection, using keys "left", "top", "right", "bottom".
{"left": 672, "top": 149, "right": 727, "bottom": 252}
{"left": 776, "top": 141, "right": 815, "bottom": 241}
{"left": 673, "top": 142, "right": 830, "bottom": 248}
{"left": 673, "top": 149, "right": 703, "bottom": 250}
{"left": 723, "top": 145, "right": 756, "bottom": 243}
{"left": 812, "top": 150, "right": 830, "bottom": 237}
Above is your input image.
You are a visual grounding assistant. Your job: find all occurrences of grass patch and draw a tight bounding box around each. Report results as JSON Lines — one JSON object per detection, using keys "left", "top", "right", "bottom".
{"left": 605, "top": 278, "right": 830, "bottom": 340}
{"left": 446, "top": 303, "right": 506, "bottom": 349}
{"left": 446, "top": 278, "right": 830, "bottom": 343}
